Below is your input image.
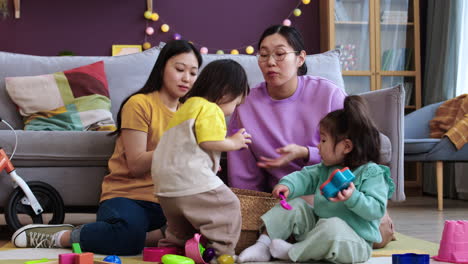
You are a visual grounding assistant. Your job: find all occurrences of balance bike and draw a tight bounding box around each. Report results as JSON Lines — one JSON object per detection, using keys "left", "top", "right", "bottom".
{"left": 1, "top": 117, "right": 65, "bottom": 231}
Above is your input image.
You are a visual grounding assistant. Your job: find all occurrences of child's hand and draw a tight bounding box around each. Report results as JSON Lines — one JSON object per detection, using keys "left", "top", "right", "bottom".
{"left": 329, "top": 182, "right": 355, "bottom": 202}
{"left": 228, "top": 128, "right": 252, "bottom": 150}
{"left": 272, "top": 184, "right": 290, "bottom": 198}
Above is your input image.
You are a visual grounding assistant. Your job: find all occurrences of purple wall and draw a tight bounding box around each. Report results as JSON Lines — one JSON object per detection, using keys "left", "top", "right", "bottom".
{"left": 0, "top": 0, "right": 320, "bottom": 56}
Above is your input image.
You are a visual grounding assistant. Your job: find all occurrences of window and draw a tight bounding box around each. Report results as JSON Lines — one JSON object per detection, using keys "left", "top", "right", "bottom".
{"left": 456, "top": 1, "right": 468, "bottom": 95}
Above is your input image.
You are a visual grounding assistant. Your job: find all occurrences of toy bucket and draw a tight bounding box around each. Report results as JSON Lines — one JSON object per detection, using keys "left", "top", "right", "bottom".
{"left": 185, "top": 233, "right": 207, "bottom": 264}
{"left": 143, "top": 247, "right": 183, "bottom": 262}
{"left": 433, "top": 220, "right": 468, "bottom": 263}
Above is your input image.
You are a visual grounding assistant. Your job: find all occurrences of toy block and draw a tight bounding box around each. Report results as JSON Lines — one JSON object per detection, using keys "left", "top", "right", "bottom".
{"left": 72, "top": 243, "right": 82, "bottom": 254}
{"left": 392, "top": 253, "right": 429, "bottom": 264}
{"left": 25, "top": 259, "right": 50, "bottom": 264}
{"left": 76, "top": 252, "right": 94, "bottom": 264}
{"left": 59, "top": 253, "right": 78, "bottom": 264}
{"left": 32, "top": 261, "right": 113, "bottom": 264}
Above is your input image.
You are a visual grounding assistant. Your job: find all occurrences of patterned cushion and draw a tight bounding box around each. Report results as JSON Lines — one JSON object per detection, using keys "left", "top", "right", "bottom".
{"left": 5, "top": 61, "right": 116, "bottom": 131}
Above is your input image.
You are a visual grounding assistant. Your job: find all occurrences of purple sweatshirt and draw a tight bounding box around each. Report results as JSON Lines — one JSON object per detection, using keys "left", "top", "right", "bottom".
{"left": 227, "top": 75, "right": 346, "bottom": 191}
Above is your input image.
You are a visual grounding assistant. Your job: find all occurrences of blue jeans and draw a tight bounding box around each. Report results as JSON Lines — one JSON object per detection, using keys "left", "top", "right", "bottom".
{"left": 71, "top": 197, "right": 166, "bottom": 255}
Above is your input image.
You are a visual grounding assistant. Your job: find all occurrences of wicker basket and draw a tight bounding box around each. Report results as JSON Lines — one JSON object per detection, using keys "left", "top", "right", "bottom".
{"left": 231, "top": 188, "right": 278, "bottom": 254}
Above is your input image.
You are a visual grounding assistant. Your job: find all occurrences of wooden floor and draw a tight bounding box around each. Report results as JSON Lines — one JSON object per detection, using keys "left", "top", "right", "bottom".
{"left": 387, "top": 195, "right": 468, "bottom": 243}
{"left": 1, "top": 195, "right": 467, "bottom": 248}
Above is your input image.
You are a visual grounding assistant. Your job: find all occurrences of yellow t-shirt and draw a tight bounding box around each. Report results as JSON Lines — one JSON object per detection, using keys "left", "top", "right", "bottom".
{"left": 100, "top": 91, "right": 174, "bottom": 203}
{"left": 152, "top": 97, "right": 226, "bottom": 197}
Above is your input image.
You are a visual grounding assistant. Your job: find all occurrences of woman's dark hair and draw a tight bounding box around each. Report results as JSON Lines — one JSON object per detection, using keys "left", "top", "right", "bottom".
{"left": 319, "top": 95, "right": 381, "bottom": 168}
{"left": 258, "top": 25, "right": 307, "bottom": 76}
{"left": 110, "top": 40, "right": 202, "bottom": 136}
{"left": 182, "top": 59, "right": 249, "bottom": 104}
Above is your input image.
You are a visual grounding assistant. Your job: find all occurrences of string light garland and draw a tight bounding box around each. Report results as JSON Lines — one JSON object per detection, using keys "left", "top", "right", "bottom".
{"left": 142, "top": 0, "right": 311, "bottom": 55}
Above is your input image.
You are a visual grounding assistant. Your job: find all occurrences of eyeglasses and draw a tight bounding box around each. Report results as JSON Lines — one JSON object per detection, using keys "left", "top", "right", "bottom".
{"left": 256, "top": 50, "right": 298, "bottom": 62}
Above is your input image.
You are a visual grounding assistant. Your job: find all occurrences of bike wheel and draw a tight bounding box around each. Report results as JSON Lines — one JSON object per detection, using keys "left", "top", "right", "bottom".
{"left": 5, "top": 181, "right": 65, "bottom": 232}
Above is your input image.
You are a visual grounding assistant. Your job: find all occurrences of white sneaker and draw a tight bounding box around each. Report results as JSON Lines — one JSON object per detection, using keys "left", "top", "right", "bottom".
{"left": 12, "top": 224, "right": 74, "bottom": 248}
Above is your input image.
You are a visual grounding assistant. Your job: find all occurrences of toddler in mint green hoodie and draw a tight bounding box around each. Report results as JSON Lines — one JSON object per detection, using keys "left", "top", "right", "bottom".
{"left": 238, "top": 95, "right": 395, "bottom": 264}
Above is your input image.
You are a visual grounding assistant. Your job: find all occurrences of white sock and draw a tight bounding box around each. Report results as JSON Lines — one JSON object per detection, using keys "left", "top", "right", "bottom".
{"left": 238, "top": 234, "right": 271, "bottom": 263}
{"left": 270, "top": 239, "right": 293, "bottom": 261}
{"left": 53, "top": 230, "right": 68, "bottom": 248}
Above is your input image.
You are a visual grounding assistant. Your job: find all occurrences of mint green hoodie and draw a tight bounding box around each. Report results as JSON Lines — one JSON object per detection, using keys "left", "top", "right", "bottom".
{"left": 279, "top": 162, "right": 395, "bottom": 243}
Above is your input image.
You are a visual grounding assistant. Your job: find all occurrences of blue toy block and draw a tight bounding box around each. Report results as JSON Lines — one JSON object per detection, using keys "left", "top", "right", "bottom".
{"left": 320, "top": 167, "right": 355, "bottom": 199}
{"left": 392, "top": 253, "right": 429, "bottom": 264}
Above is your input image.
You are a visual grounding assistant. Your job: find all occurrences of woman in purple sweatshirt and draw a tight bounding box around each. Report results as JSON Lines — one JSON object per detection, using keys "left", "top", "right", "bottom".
{"left": 227, "top": 25, "right": 346, "bottom": 192}
{"left": 227, "top": 26, "right": 396, "bottom": 249}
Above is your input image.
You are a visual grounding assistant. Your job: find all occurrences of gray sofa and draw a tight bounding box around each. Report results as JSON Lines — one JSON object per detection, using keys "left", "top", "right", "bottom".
{"left": 0, "top": 47, "right": 405, "bottom": 212}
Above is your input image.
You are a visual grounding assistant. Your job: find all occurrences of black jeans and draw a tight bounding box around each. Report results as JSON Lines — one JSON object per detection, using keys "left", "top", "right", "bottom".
{"left": 72, "top": 197, "right": 166, "bottom": 255}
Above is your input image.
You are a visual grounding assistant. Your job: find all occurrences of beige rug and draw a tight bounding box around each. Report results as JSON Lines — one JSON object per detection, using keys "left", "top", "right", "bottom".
{"left": 0, "top": 232, "right": 440, "bottom": 264}
{"left": 372, "top": 232, "right": 439, "bottom": 257}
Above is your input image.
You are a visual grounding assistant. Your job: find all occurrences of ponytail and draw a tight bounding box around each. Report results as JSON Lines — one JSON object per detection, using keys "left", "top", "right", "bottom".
{"left": 320, "top": 95, "right": 381, "bottom": 168}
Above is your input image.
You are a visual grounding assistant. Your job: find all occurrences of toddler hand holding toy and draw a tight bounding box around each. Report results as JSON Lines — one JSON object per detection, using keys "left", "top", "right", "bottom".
{"left": 319, "top": 167, "right": 355, "bottom": 199}
{"left": 279, "top": 192, "right": 292, "bottom": 210}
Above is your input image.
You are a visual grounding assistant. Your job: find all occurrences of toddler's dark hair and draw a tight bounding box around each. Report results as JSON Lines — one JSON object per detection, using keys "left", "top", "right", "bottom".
{"left": 319, "top": 95, "right": 381, "bottom": 168}
{"left": 183, "top": 59, "right": 249, "bottom": 104}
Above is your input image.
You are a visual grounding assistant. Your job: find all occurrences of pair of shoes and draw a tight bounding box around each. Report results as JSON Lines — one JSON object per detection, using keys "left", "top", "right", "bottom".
{"left": 12, "top": 224, "right": 74, "bottom": 248}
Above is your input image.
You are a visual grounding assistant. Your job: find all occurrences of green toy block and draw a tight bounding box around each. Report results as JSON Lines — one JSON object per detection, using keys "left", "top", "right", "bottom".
{"left": 24, "top": 259, "right": 49, "bottom": 264}
{"left": 72, "top": 242, "right": 82, "bottom": 253}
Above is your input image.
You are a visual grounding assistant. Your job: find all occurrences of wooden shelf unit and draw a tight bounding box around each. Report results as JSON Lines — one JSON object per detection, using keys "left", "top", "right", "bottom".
{"left": 319, "top": 0, "right": 421, "bottom": 110}
{"left": 320, "top": 0, "right": 422, "bottom": 189}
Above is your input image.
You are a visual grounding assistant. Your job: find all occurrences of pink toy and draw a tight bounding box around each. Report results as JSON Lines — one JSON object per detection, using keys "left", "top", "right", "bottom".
{"left": 58, "top": 253, "right": 77, "bottom": 264}
{"left": 185, "top": 233, "right": 208, "bottom": 264}
{"left": 279, "top": 193, "right": 292, "bottom": 210}
{"left": 143, "top": 247, "right": 183, "bottom": 262}
{"left": 433, "top": 220, "right": 468, "bottom": 263}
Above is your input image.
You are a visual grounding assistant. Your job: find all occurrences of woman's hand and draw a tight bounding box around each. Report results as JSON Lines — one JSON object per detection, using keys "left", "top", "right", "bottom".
{"left": 272, "top": 184, "right": 290, "bottom": 198}
{"left": 329, "top": 182, "right": 355, "bottom": 202}
{"left": 257, "top": 144, "right": 309, "bottom": 169}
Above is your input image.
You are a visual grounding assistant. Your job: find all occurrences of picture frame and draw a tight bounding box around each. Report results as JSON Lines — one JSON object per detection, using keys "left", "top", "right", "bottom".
{"left": 112, "top": 45, "right": 142, "bottom": 56}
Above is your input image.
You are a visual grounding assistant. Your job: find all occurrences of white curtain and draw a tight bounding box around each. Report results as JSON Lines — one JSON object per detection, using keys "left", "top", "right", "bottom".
{"left": 422, "top": 0, "right": 467, "bottom": 198}
{"left": 454, "top": 2, "right": 468, "bottom": 199}
{"left": 456, "top": 2, "right": 468, "bottom": 96}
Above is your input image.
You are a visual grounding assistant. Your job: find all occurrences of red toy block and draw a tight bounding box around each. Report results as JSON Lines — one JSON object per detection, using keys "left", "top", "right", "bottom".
{"left": 59, "top": 253, "right": 78, "bottom": 264}
{"left": 76, "top": 253, "right": 94, "bottom": 264}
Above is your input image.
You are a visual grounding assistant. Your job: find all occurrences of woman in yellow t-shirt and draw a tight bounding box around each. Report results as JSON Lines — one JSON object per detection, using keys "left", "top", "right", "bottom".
{"left": 12, "top": 40, "right": 203, "bottom": 255}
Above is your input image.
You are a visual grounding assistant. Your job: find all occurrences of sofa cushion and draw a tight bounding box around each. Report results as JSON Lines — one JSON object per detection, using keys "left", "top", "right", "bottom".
{"left": 358, "top": 84, "right": 405, "bottom": 200}
{"left": 404, "top": 138, "right": 440, "bottom": 154}
{"left": 0, "top": 130, "right": 115, "bottom": 166}
{"left": 0, "top": 47, "right": 160, "bottom": 129}
{"left": 201, "top": 49, "right": 344, "bottom": 89}
{"left": 5, "top": 61, "right": 116, "bottom": 131}
{"left": 380, "top": 133, "right": 392, "bottom": 165}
